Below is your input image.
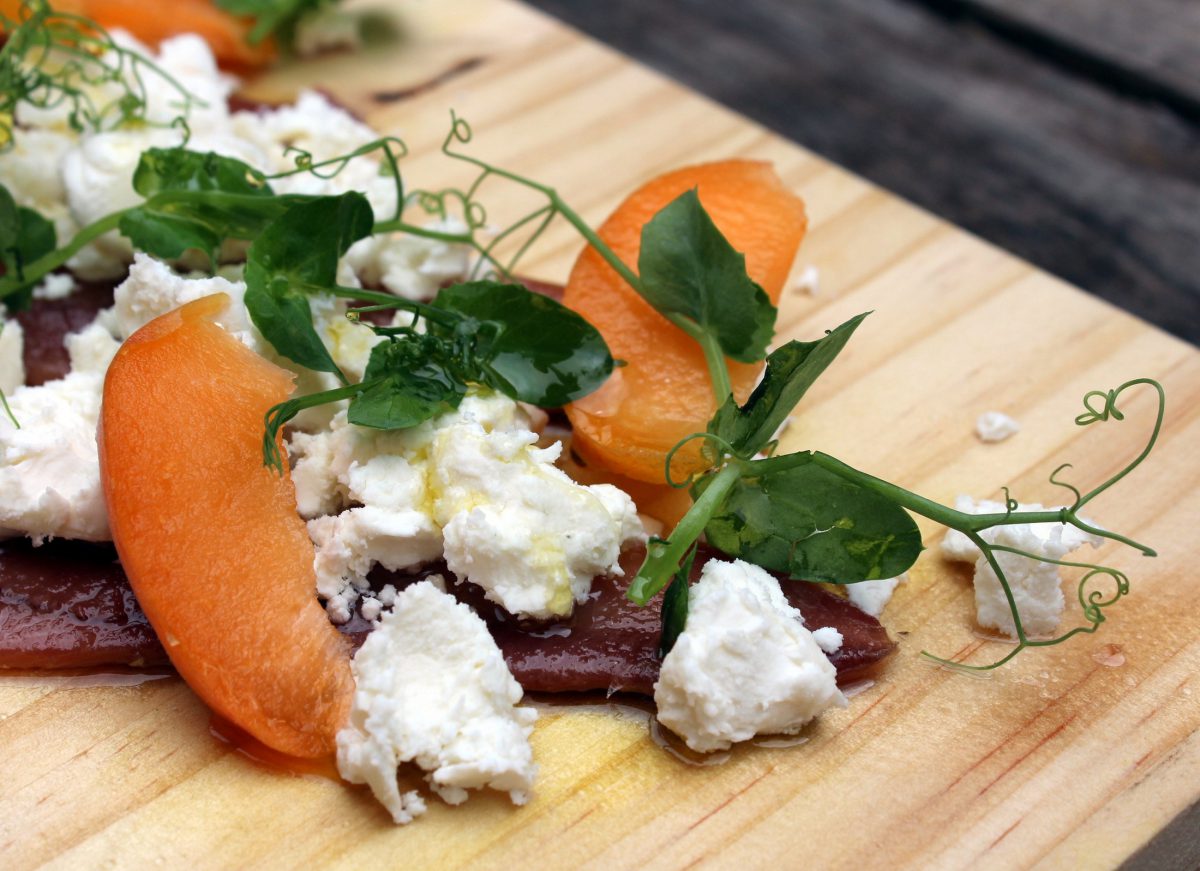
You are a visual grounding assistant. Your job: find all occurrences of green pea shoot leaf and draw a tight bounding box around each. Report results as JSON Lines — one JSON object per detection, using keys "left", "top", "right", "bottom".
{"left": 637, "top": 188, "right": 776, "bottom": 363}
{"left": 709, "top": 313, "right": 869, "bottom": 456}
{"left": 701, "top": 453, "right": 923, "bottom": 583}
{"left": 244, "top": 192, "right": 375, "bottom": 381}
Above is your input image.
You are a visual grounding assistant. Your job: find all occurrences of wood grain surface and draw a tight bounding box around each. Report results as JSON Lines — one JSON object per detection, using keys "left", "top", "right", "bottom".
{"left": 527, "top": 0, "right": 1200, "bottom": 344}
{"left": 3, "top": 1, "right": 1199, "bottom": 868}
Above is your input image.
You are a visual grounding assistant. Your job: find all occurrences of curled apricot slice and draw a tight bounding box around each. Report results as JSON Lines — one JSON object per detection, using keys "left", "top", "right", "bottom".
{"left": 564, "top": 160, "right": 807, "bottom": 485}
{"left": 98, "top": 294, "right": 351, "bottom": 758}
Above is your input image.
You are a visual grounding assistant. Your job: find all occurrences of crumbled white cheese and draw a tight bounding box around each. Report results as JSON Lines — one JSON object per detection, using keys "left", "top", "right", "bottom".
{"left": 792, "top": 265, "right": 821, "bottom": 296}
{"left": 61, "top": 128, "right": 178, "bottom": 272}
{"left": 846, "top": 573, "right": 906, "bottom": 618}
{"left": 942, "top": 495, "right": 1103, "bottom": 637}
{"left": 344, "top": 219, "right": 473, "bottom": 301}
{"left": 0, "top": 128, "right": 77, "bottom": 266}
{"left": 975, "top": 411, "right": 1021, "bottom": 443}
{"left": 941, "top": 495, "right": 1101, "bottom": 561}
{"left": 65, "top": 321, "right": 122, "bottom": 375}
{"left": 33, "top": 273, "right": 78, "bottom": 301}
{"left": 309, "top": 504, "right": 442, "bottom": 624}
{"left": 433, "top": 417, "right": 642, "bottom": 620}
{"left": 0, "top": 369, "right": 108, "bottom": 542}
{"left": 293, "top": 392, "right": 644, "bottom": 622}
{"left": 336, "top": 580, "right": 538, "bottom": 824}
{"left": 654, "top": 559, "right": 846, "bottom": 753}
{"left": 811, "top": 627, "right": 844, "bottom": 655}
{"left": 359, "top": 596, "right": 383, "bottom": 622}
{"left": 112, "top": 253, "right": 255, "bottom": 342}
{"left": 230, "top": 90, "right": 398, "bottom": 221}
{"left": 0, "top": 318, "right": 24, "bottom": 395}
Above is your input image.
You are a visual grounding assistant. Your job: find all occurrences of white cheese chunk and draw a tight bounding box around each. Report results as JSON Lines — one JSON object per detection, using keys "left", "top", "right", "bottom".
{"left": 112, "top": 253, "right": 255, "bottom": 342}
{"left": 336, "top": 580, "right": 538, "bottom": 824}
{"left": 0, "top": 129, "right": 78, "bottom": 269}
{"left": 61, "top": 127, "right": 184, "bottom": 275}
{"left": 0, "top": 369, "right": 108, "bottom": 542}
{"left": 654, "top": 559, "right": 847, "bottom": 753}
{"left": 942, "top": 495, "right": 1103, "bottom": 637}
{"left": 975, "top": 411, "right": 1021, "bottom": 443}
{"left": 811, "top": 627, "right": 844, "bottom": 655}
{"left": 941, "top": 496, "right": 1102, "bottom": 561}
{"left": 792, "top": 264, "right": 821, "bottom": 296}
{"left": 846, "top": 573, "right": 906, "bottom": 618}
{"left": 972, "top": 524, "right": 1077, "bottom": 637}
{"left": 0, "top": 318, "right": 25, "bottom": 396}
{"left": 230, "top": 90, "right": 399, "bottom": 221}
{"left": 65, "top": 322, "right": 121, "bottom": 375}
{"left": 33, "top": 273, "right": 78, "bottom": 301}
{"left": 292, "top": 392, "right": 644, "bottom": 623}
{"left": 433, "top": 418, "right": 642, "bottom": 621}
{"left": 343, "top": 219, "right": 472, "bottom": 301}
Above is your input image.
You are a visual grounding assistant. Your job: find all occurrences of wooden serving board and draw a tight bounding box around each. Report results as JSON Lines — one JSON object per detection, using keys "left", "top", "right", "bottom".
{"left": 3, "top": 1, "right": 1198, "bottom": 867}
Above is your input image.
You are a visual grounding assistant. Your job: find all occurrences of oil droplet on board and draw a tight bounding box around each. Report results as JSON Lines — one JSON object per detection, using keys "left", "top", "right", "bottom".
{"left": 751, "top": 734, "right": 810, "bottom": 750}
{"left": 1092, "top": 643, "right": 1126, "bottom": 668}
{"left": 649, "top": 718, "right": 732, "bottom": 767}
{"left": 841, "top": 679, "right": 876, "bottom": 699}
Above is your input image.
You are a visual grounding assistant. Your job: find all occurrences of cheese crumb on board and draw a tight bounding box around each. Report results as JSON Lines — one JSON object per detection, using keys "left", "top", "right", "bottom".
{"left": 942, "top": 495, "right": 1103, "bottom": 637}
{"left": 654, "top": 559, "right": 846, "bottom": 753}
{"left": 336, "top": 580, "right": 538, "bottom": 824}
{"left": 975, "top": 411, "right": 1021, "bottom": 443}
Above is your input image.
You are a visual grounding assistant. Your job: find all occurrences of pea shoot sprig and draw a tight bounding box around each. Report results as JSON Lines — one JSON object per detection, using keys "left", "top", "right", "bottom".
{"left": 0, "top": 0, "right": 202, "bottom": 152}
{"left": 584, "top": 191, "right": 1161, "bottom": 669}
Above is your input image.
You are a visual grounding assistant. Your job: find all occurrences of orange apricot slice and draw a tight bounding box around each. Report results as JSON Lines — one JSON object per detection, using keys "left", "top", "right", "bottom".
{"left": 98, "top": 294, "right": 352, "bottom": 758}
{"left": 563, "top": 160, "right": 807, "bottom": 484}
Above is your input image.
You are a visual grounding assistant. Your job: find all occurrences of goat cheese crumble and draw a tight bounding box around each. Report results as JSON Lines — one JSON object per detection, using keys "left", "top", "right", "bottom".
{"left": 336, "top": 580, "right": 538, "bottom": 824}
{"left": 975, "top": 411, "right": 1021, "bottom": 443}
{"left": 654, "top": 559, "right": 847, "bottom": 753}
{"left": 0, "top": 317, "right": 24, "bottom": 396}
{"left": 846, "top": 573, "right": 907, "bottom": 618}
{"left": 0, "top": 322, "right": 117, "bottom": 542}
{"left": 942, "top": 495, "right": 1103, "bottom": 636}
{"left": 292, "top": 392, "right": 645, "bottom": 622}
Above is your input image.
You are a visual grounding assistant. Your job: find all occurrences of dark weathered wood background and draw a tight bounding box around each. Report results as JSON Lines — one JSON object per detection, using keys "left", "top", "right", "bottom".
{"left": 526, "top": 0, "right": 1200, "bottom": 344}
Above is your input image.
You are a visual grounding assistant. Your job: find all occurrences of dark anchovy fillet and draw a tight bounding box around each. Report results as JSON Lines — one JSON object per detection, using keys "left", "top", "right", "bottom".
{"left": 345, "top": 544, "right": 897, "bottom": 694}
{"left": 0, "top": 539, "right": 168, "bottom": 669}
{"left": 0, "top": 538, "right": 895, "bottom": 688}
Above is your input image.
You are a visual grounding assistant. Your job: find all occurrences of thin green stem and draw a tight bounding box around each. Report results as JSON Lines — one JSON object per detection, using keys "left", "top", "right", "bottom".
{"left": 370, "top": 219, "right": 473, "bottom": 244}
{"left": 1075, "top": 378, "right": 1164, "bottom": 511}
{"left": 262, "top": 380, "right": 379, "bottom": 471}
{"left": 627, "top": 461, "right": 744, "bottom": 604}
{"left": 326, "top": 285, "right": 459, "bottom": 328}
{"left": 695, "top": 329, "right": 734, "bottom": 404}
{"left": 550, "top": 193, "right": 645, "bottom": 294}
{"left": 0, "top": 388, "right": 18, "bottom": 429}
